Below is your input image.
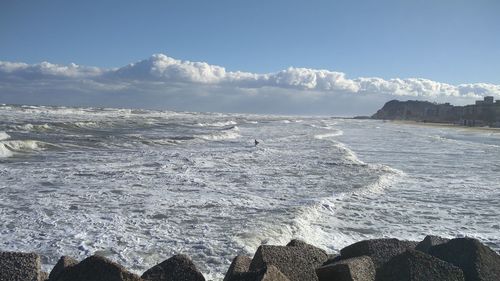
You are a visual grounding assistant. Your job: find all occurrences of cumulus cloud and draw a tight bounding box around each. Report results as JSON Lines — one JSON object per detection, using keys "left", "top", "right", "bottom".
{"left": 0, "top": 61, "right": 103, "bottom": 80}
{"left": 1, "top": 53, "right": 499, "bottom": 114}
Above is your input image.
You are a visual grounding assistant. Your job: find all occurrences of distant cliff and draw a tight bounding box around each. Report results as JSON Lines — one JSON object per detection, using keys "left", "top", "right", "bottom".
{"left": 372, "top": 97, "right": 500, "bottom": 127}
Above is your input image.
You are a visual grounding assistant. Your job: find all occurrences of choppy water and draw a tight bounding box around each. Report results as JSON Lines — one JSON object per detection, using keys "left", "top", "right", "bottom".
{"left": 0, "top": 104, "right": 499, "bottom": 279}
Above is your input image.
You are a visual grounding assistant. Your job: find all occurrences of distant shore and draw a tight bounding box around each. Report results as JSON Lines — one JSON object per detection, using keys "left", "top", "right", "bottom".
{"left": 390, "top": 119, "right": 500, "bottom": 133}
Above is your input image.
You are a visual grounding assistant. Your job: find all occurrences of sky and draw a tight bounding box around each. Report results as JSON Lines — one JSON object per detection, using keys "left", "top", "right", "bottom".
{"left": 1, "top": 0, "right": 499, "bottom": 115}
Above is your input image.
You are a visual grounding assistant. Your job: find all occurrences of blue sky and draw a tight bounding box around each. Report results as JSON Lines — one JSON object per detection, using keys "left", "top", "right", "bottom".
{"left": 2, "top": 0, "right": 499, "bottom": 84}
{"left": 1, "top": 0, "right": 499, "bottom": 114}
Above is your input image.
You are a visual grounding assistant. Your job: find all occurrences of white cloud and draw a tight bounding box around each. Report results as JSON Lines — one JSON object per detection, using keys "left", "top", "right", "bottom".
{"left": 1, "top": 53, "right": 499, "bottom": 114}
{"left": 0, "top": 60, "right": 103, "bottom": 79}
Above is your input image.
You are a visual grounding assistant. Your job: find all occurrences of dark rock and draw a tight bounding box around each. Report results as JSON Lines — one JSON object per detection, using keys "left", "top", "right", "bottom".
{"left": 415, "top": 235, "right": 449, "bottom": 253}
{"left": 40, "top": 271, "right": 49, "bottom": 281}
{"left": 286, "top": 239, "right": 328, "bottom": 267}
{"left": 249, "top": 245, "right": 318, "bottom": 281}
{"left": 316, "top": 255, "right": 375, "bottom": 281}
{"left": 48, "top": 256, "right": 78, "bottom": 281}
{"left": 225, "top": 265, "right": 290, "bottom": 281}
{"left": 0, "top": 251, "right": 41, "bottom": 281}
{"left": 429, "top": 238, "right": 500, "bottom": 281}
{"left": 377, "top": 249, "right": 464, "bottom": 281}
{"left": 141, "top": 254, "right": 205, "bottom": 281}
{"left": 322, "top": 254, "right": 341, "bottom": 266}
{"left": 224, "top": 255, "right": 252, "bottom": 281}
{"left": 256, "top": 265, "right": 290, "bottom": 281}
{"left": 54, "top": 255, "right": 141, "bottom": 281}
{"left": 340, "top": 238, "right": 417, "bottom": 269}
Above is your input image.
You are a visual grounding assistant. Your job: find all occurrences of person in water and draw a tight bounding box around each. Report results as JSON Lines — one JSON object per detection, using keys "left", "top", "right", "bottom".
{"left": 254, "top": 139, "right": 259, "bottom": 146}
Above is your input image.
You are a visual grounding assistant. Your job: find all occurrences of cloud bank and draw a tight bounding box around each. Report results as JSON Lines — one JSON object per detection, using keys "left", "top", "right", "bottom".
{"left": 1, "top": 54, "right": 499, "bottom": 115}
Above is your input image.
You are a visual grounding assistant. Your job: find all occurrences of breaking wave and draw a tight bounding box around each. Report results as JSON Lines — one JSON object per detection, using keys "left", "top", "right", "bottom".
{"left": 198, "top": 126, "right": 241, "bottom": 141}
{"left": 0, "top": 131, "right": 10, "bottom": 141}
{"left": 10, "top": 123, "right": 51, "bottom": 132}
{"left": 314, "top": 130, "right": 344, "bottom": 139}
{"left": 0, "top": 140, "right": 49, "bottom": 158}
{"left": 198, "top": 121, "right": 237, "bottom": 127}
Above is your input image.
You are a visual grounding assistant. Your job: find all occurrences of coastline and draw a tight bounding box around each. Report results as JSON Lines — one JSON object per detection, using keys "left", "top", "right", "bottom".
{"left": 389, "top": 119, "right": 500, "bottom": 133}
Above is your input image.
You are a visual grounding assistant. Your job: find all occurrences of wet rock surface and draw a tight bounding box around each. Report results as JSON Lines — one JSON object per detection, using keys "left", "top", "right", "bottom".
{"left": 429, "top": 238, "right": 500, "bottom": 281}
{"left": 316, "top": 255, "right": 375, "bottom": 281}
{"left": 0, "top": 252, "right": 41, "bottom": 281}
{"left": 377, "top": 249, "right": 464, "bottom": 281}
{"left": 141, "top": 254, "right": 205, "bottom": 281}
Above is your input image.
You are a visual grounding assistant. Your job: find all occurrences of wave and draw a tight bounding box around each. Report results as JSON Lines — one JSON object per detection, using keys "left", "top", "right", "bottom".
{"left": 197, "top": 121, "right": 237, "bottom": 127}
{"left": 235, "top": 159, "right": 405, "bottom": 255}
{"left": 359, "top": 164, "right": 405, "bottom": 195}
{"left": 10, "top": 123, "right": 51, "bottom": 132}
{"left": 71, "top": 121, "right": 101, "bottom": 129}
{"left": 332, "top": 141, "right": 365, "bottom": 165}
{"left": 0, "top": 131, "right": 10, "bottom": 141}
{"left": 314, "top": 130, "right": 344, "bottom": 139}
{"left": 198, "top": 126, "right": 241, "bottom": 141}
{"left": 0, "top": 140, "right": 49, "bottom": 158}
{"left": 429, "top": 134, "right": 500, "bottom": 149}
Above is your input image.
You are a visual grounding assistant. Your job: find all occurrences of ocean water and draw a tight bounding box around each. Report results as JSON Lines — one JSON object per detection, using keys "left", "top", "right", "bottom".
{"left": 0, "top": 104, "right": 499, "bottom": 279}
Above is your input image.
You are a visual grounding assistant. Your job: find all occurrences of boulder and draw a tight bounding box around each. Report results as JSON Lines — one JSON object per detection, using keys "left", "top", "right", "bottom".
{"left": 256, "top": 265, "right": 290, "bottom": 281}
{"left": 415, "top": 235, "right": 449, "bottom": 253}
{"left": 286, "top": 239, "right": 328, "bottom": 267}
{"left": 377, "top": 250, "right": 464, "bottom": 281}
{"left": 429, "top": 238, "right": 500, "bottom": 281}
{"left": 316, "top": 255, "right": 375, "bottom": 281}
{"left": 141, "top": 254, "right": 205, "bottom": 281}
{"left": 48, "top": 256, "right": 78, "bottom": 281}
{"left": 249, "top": 245, "right": 318, "bottom": 281}
{"left": 224, "top": 255, "right": 252, "bottom": 281}
{"left": 322, "top": 254, "right": 341, "bottom": 266}
{"left": 340, "top": 238, "right": 417, "bottom": 269}
{"left": 54, "top": 255, "right": 142, "bottom": 281}
{"left": 0, "top": 251, "right": 41, "bottom": 281}
{"left": 223, "top": 265, "right": 289, "bottom": 281}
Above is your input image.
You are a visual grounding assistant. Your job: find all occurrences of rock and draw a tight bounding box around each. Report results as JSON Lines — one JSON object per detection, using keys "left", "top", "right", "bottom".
{"left": 0, "top": 251, "right": 41, "bottom": 281}
{"left": 141, "top": 254, "right": 205, "bottom": 281}
{"left": 40, "top": 271, "right": 49, "bottom": 281}
{"left": 340, "top": 238, "right": 417, "bottom": 269}
{"left": 429, "top": 238, "right": 500, "bottom": 281}
{"left": 415, "top": 235, "right": 449, "bottom": 253}
{"left": 316, "top": 256, "right": 375, "bottom": 281}
{"left": 48, "top": 256, "right": 78, "bottom": 281}
{"left": 377, "top": 249, "right": 464, "bottom": 281}
{"left": 249, "top": 245, "right": 318, "bottom": 281}
{"left": 224, "top": 255, "right": 252, "bottom": 281}
{"left": 256, "top": 265, "right": 290, "bottom": 281}
{"left": 225, "top": 265, "right": 290, "bottom": 281}
{"left": 322, "top": 254, "right": 341, "bottom": 266}
{"left": 54, "top": 255, "right": 142, "bottom": 281}
{"left": 286, "top": 239, "right": 328, "bottom": 267}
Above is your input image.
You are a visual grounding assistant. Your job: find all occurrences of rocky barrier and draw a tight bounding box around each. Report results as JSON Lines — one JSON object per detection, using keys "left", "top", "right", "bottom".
{"left": 1, "top": 236, "right": 499, "bottom": 281}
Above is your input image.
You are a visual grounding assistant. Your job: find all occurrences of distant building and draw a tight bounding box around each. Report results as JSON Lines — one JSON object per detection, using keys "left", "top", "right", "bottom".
{"left": 476, "top": 96, "right": 494, "bottom": 104}
{"left": 484, "top": 96, "right": 494, "bottom": 104}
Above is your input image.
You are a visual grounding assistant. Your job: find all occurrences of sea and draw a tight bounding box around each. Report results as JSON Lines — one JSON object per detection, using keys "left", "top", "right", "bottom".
{"left": 0, "top": 104, "right": 499, "bottom": 279}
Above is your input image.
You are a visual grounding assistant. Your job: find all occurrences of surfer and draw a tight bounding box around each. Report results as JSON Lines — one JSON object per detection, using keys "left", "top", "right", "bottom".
{"left": 254, "top": 139, "right": 259, "bottom": 146}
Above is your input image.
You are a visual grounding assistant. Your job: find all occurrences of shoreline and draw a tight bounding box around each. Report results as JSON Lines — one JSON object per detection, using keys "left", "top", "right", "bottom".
{"left": 388, "top": 119, "right": 500, "bottom": 133}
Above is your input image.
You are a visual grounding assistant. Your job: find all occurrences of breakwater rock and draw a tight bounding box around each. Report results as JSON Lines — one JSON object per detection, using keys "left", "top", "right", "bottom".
{"left": 1, "top": 236, "right": 499, "bottom": 281}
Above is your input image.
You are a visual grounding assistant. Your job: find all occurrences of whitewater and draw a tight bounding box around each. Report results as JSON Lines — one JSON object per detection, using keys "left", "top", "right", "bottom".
{"left": 0, "top": 104, "right": 499, "bottom": 279}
